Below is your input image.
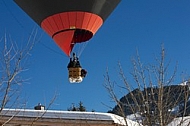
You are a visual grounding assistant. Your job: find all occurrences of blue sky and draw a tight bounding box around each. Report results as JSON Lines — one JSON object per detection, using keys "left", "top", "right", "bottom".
{"left": 1, "top": 0, "right": 190, "bottom": 112}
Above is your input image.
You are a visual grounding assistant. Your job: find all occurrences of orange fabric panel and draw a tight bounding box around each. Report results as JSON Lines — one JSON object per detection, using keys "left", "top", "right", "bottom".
{"left": 41, "top": 11, "right": 103, "bottom": 56}
{"left": 86, "top": 14, "right": 97, "bottom": 33}
{"left": 60, "top": 13, "right": 70, "bottom": 29}
{"left": 75, "top": 12, "right": 85, "bottom": 28}
{"left": 46, "top": 16, "right": 59, "bottom": 36}
{"left": 41, "top": 11, "right": 103, "bottom": 37}
{"left": 81, "top": 12, "right": 103, "bottom": 34}
{"left": 91, "top": 18, "right": 103, "bottom": 34}
{"left": 81, "top": 13, "right": 91, "bottom": 31}
{"left": 52, "top": 14, "right": 64, "bottom": 30}
{"left": 53, "top": 30, "right": 75, "bottom": 56}
{"left": 68, "top": 12, "right": 76, "bottom": 28}
{"left": 41, "top": 19, "right": 54, "bottom": 36}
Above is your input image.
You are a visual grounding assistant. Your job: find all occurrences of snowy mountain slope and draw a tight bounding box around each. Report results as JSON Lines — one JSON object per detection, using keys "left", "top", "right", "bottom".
{"left": 167, "top": 116, "right": 190, "bottom": 126}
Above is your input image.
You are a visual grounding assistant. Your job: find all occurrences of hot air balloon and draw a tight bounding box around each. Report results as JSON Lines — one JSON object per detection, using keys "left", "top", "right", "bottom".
{"left": 14, "top": 0, "right": 121, "bottom": 83}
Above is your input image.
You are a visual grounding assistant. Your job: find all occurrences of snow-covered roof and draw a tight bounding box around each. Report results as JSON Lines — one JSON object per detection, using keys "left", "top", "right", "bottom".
{"left": 0, "top": 109, "right": 141, "bottom": 126}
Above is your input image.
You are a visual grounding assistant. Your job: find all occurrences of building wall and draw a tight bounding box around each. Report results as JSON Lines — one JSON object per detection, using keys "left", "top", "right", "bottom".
{"left": 0, "top": 109, "right": 127, "bottom": 126}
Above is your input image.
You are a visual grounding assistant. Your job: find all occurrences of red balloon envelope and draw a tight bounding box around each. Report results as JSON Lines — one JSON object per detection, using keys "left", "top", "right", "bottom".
{"left": 14, "top": 0, "right": 121, "bottom": 56}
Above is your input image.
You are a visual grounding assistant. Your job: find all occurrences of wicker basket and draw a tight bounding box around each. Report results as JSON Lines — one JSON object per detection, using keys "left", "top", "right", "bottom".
{"left": 68, "top": 67, "right": 82, "bottom": 78}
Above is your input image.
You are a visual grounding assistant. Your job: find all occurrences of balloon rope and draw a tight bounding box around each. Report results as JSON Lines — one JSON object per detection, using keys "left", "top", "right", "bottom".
{"left": 78, "top": 42, "right": 88, "bottom": 58}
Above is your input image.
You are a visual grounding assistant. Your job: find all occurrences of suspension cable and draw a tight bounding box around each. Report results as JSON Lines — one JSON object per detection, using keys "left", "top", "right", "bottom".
{"left": 77, "top": 42, "right": 88, "bottom": 58}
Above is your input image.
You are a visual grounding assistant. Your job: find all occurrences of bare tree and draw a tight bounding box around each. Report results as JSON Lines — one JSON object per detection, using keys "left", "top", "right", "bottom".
{"left": 0, "top": 30, "right": 36, "bottom": 125}
{"left": 0, "top": 30, "right": 57, "bottom": 125}
{"left": 104, "top": 47, "right": 190, "bottom": 126}
{"left": 0, "top": 31, "right": 37, "bottom": 111}
{"left": 0, "top": 31, "right": 60, "bottom": 125}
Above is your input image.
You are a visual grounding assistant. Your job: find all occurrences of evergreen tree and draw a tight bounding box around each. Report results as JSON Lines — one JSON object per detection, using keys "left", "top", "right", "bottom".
{"left": 67, "top": 101, "right": 86, "bottom": 112}
{"left": 78, "top": 101, "right": 86, "bottom": 111}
